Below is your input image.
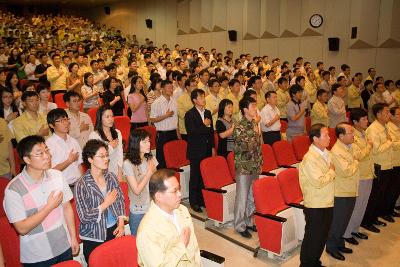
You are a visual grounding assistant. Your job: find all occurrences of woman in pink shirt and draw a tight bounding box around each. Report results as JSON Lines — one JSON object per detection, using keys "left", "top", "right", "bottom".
{"left": 128, "top": 76, "right": 148, "bottom": 131}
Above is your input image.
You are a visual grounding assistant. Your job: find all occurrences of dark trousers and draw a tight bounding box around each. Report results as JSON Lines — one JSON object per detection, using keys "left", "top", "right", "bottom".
{"left": 180, "top": 134, "right": 187, "bottom": 141}
{"left": 189, "top": 158, "right": 206, "bottom": 207}
{"left": 362, "top": 166, "right": 392, "bottom": 225}
{"left": 156, "top": 130, "right": 178, "bottom": 169}
{"left": 130, "top": 122, "right": 148, "bottom": 132}
{"left": 23, "top": 248, "right": 72, "bottom": 267}
{"left": 385, "top": 166, "right": 400, "bottom": 215}
{"left": 82, "top": 224, "right": 117, "bottom": 265}
{"left": 262, "top": 131, "right": 281, "bottom": 146}
{"left": 326, "top": 197, "right": 356, "bottom": 253}
{"left": 300, "top": 207, "right": 333, "bottom": 267}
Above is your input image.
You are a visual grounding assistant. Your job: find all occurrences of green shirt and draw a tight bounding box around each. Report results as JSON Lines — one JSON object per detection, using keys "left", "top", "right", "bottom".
{"left": 233, "top": 117, "right": 263, "bottom": 175}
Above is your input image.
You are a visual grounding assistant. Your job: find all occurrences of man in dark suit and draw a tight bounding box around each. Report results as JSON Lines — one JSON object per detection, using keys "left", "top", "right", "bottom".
{"left": 185, "top": 89, "right": 215, "bottom": 212}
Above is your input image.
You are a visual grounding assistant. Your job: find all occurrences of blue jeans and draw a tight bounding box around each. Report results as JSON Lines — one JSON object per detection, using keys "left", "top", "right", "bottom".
{"left": 23, "top": 248, "right": 72, "bottom": 267}
{"left": 129, "top": 212, "right": 144, "bottom": 236}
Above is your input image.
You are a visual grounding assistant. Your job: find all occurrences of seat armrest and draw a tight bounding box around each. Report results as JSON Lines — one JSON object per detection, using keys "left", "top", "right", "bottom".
{"left": 254, "top": 212, "right": 287, "bottom": 222}
{"left": 279, "top": 165, "right": 296, "bottom": 169}
{"left": 168, "top": 167, "right": 184, "bottom": 172}
{"left": 288, "top": 203, "right": 305, "bottom": 209}
{"left": 261, "top": 171, "right": 276, "bottom": 176}
{"left": 204, "top": 187, "right": 227, "bottom": 193}
{"left": 200, "top": 250, "right": 225, "bottom": 264}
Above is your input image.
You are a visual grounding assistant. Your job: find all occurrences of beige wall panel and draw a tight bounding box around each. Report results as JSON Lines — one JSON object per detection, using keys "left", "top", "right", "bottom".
{"left": 201, "top": 0, "right": 213, "bottom": 32}
{"left": 243, "top": 40, "right": 260, "bottom": 56}
{"left": 375, "top": 48, "right": 400, "bottom": 80}
{"left": 280, "top": 0, "right": 301, "bottom": 36}
{"left": 243, "top": 0, "right": 260, "bottom": 39}
{"left": 212, "top": 0, "right": 227, "bottom": 31}
{"left": 177, "top": 0, "right": 190, "bottom": 34}
{"left": 299, "top": 36, "right": 324, "bottom": 65}
{"left": 259, "top": 39, "right": 279, "bottom": 58}
{"left": 189, "top": 0, "right": 202, "bottom": 33}
{"left": 210, "top": 32, "right": 228, "bottom": 53}
{"left": 277, "top": 38, "right": 300, "bottom": 63}
{"left": 260, "top": 0, "right": 280, "bottom": 38}
{"left": 300, "top": 0, "right": 324, "bottom": 36}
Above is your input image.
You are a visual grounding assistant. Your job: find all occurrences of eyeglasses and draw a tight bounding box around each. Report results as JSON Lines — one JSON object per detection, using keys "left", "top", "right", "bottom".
{"left": 55, "top": 118, "right": 70, "bottom": 123}
{"left": 164, "top": 186, "right": 181, "bottom": 194}
{"left": 30, "top": 148, "right": 50, "bottom": 158}
{"left": 94, "top": 154, "right": 109, "bottom": 159}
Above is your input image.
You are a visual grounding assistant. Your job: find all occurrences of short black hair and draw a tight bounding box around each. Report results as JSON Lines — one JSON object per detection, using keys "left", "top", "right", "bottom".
{"left": 149, "top": 168, "right": 176, "bottom": 200}
{"left": 390, "top": 106, "right": 399, "bottom": 116}
{"left": 243, "top": 89, "right": 256, "bottom": 99}
{"left": 372, "top": 103, "right": 387, "bottom": 118}
{"left": 317, "top": 89, "right": 327, "bottom": 98}
{"left": 17, "top": 135, "right": 45, "bottom": 162}
{"left": 277, "top": 77, "right": 288, "bottom": 85}
{"left": 331, "top": 83, "right": 341, "bottom": 93}
{"left": 239, "top": 96, "right": 256, "bottom": 115}
{"left": 295, "top": 76, "right": 305, "bottom": 85}
{"left": 190, "top": 89, "right": 205, "bottom": 102}
{"left": 208, "top": 78, "right": 219, "bottom": 88}
{"left": 350, "top": 108, "right": 368, "bottom": 123}
{"left": 82, "top": 139, "right": 108, "bottom": 168}
{"left": 384, "top": 80, "right": 394, "bottom": 88}
{"left": 36, "top": 84, "right": 49, "bottom": 94}
{"left": 265, "top": 91, "right": 277, "bottom": 99}
{"left": 364, "top": 80, "right": 373, "bottom": 88}
{"left": 63, "top": 90, "right": 82, "bottom": 103}
{"left": 337, "top": 76, "right": 346, "bottom": 83}
{"left": 335, "top": 122, "right": 349, "bottom": 138}
{"left": 309, "top": 123, "right": 326, "bottom": 143}
{"left": 228, "top": 78, "right": 240, "bottom": 87}
{"left": 47, "top": 108, "right": 68, "bottom": 132}
{"left": 373, "top": 82, "right": 383, "bottom": 91}
{"left": 289, "top": 84, "right": 303, "bottom": 98}
{"left": 217, "top": 98, "right": 233, "bottom": 118}
{"left": 21, "top": 91, "right": 39, "bottom": 102}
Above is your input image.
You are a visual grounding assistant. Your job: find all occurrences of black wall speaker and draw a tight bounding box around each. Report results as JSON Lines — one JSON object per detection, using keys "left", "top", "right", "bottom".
{"left": 328, "top": 37, "right": 340, "bottom": 51}
{"left": 228, "top": 30, "right": 237, "bottom": 42}
{"left": 104, "top": 6, "right": 110, "bottom": 15}
{"left": 145, "top": 19, "right": 152, "bottom": 29}
{"left": 351, "top": 27, "right": 358, "bottom": 39}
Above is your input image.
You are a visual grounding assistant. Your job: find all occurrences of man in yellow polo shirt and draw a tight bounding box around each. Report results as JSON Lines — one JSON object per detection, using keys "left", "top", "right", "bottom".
{"left": 299, "top": 124, "right": 335, "bottom": 267}
{"left": 226, "top": 79, "right": 242, "bottom": 122}
{"left": 13, "top": 91, "right": 49, "bottom": 142}
{"left": 326, "top": 123, "right": 359, "bottom": 261}
{"left": 343, "top": 109, "right": 375, "bottom": 241}
{"left": 46, "top": 54, "right": 68, "bottom": 98}
{"left": 177, "top": 78, "right": 196, "bottom": 140}
{"left": 205, "top": 78, "right": 221, "bottom": 129}
{"left": 363, "top": 103, "right": 394, "bottom": 229}
{"left": 387, "top": 107, "right": 400, "bottom": 217}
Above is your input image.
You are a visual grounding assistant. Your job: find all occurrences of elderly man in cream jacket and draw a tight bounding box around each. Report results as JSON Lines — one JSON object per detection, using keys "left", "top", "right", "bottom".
{"left": 326, "top": 122, "right": 359, "bottom": 261}
{"left": 137, "top": 169, "right": 201, "bottom": 267}
{"left": 299, "top": 124, "right": 335, "bottom": 267}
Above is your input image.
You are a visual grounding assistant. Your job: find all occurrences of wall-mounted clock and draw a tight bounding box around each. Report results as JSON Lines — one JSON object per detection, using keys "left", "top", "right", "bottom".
{"left": 309, "top": 14, "right": 323, "bottom": 28}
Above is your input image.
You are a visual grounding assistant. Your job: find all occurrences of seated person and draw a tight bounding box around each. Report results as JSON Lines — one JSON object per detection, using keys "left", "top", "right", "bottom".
{"left": 137, "top": 169, "right": 201, "bottom": 266}
{"left": 37, "top": 84, "right": 57, "bottom": 115}
{"left": 3, "top": 135, "right": 79, "bottom": 266}
{"left": 46, "top": 108, "right": 83, "bottom": 187}
{"left": 75, "top": 139, "right": 125, "bottom": 263}
{"left": 13, "top": 91, "right": 50, "bottom": 142}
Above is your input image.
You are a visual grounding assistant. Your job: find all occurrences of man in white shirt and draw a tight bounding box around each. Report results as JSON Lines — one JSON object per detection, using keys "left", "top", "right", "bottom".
{"left": 150, "top": 80, "right": 179, "bottom": 169}
{"left": 260, "top": 91, "right": 281, "bottom": 145}
{"left": 45, "top": 108, "right": 83, "bottom": 187}
{"left": 64, "top": 91, "right": 94, "bottom": 148}
{"left": 24, "top": 54, "right": 38, "bottom": 81}
{"left": 172, "top": 73, "right": 187, "bottom": 101}
{"left": 328, "top": 84, "right": 347, "bottom": 128}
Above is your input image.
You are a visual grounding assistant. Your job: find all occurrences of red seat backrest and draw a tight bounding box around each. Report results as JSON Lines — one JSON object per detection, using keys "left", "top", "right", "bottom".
{"left": 0, "top": 216, "right": 21, "bottom": 267}
{"left": 272, "top": 140, "right": 298, "bottom": 166}
{"left": 226, "top": 152, "right": 235, "bottom": 179}
{"left": 164, "top": 140, "right": 189, "bottom": 168}
{"left": 52, "top": 260, "right": 82, "bottom": 267}
{"left": 137, "top": 125, "right": 156, "bottom": 150}
{"left": 119, "top": 181, "right": 130, "bottom": 217}
{"left": 280, "top": 120, "right": 288, "bottom": 133}
{"left": 277, "top": 168, "right": 303, "bottom": 204}
{"left": 70, "top": 200, "right": 82, "bottom": 244}
{"left": 89, "top": 235, "right": 138, "bottom": 267}
{"left": 291, "top": 135, "right": 310, "bottom": 161}
{"left": 200, "top": 156, "right": 234, "bottom": 189}
{"left": 14, "top": 148, "right": 21, "bottom": 174}
{"left": 88, "top": 107, "right": 98, "bottom": 125}
{"left": 261, "top": 144, "right": 279, "bottom": 172}
{"left": 214, "top": 132, "right": 218, "bottom": 151}
{"left": 114, "top": 116, "right": 131, "bottom": 151}
{"left": 305, "top": 116, "right": 311, "bottom": 135}
{"left": 328, "top": 128, "right": 337, "bottom": 150}
{"left": 253, "top": 177, "right": 288, "bottom": 215}
{"left": 0, "top": 178, "right": 10, "bottom": 217}
{"left": 54, "top": 93, "right": 67, "bottom": 109}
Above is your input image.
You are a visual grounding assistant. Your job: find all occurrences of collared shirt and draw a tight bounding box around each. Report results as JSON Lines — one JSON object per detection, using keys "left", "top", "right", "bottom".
{"left": 46, "top": 133, "right": 83, "bottom": 185}
{"left": 226, "top": 92, "right": 241, "bottom": 122}
{"left": 66, "top": 110, "right": 94, "bottom": 148}
{"left": 366, "top": 120, "right": 393, "bottom": 170}
{"left": 150, "top": 95, "right": 178, "bottom": 131}
{"left": 276, "top": 88, "right": 290, "bottom": 119}
{"left": 352, "top": 127, "right": 373, "bottom": 179}
{"left": 327, "top": 95, "right": 346, "bottom": 128}
{"left": 4, "top": 168, "right": 73, "bottom": 263}
{"left": 196, "top": 106, "right": 205, "bottom": 122}
{"left": 13, "top": 111, "right": 49, "bottom": 142}
{"left": 311, "top": 100, "right": 329, "bottom": 126}
{"left": 177, "top": 92, "right": 193, "bottom": 134}
{"left": 47, "top": 64, "right": 68, "bottom": 91}
{"left": 154, "top": 203, "right": 181, "bottom": 232}
{"left": 387, "top": 121, "right": 400, "bottom": 167}
{"left": 205, "top": 93, "right": 221, "bottom": 128}
{"left": 233, "top": 117, "right": 263, "bottom": 175}
{"left": 260, "top": 104, "right": 281, "bottom": 132}
{"left": 310, "top": 144, "right": 330, "bottom": 163}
